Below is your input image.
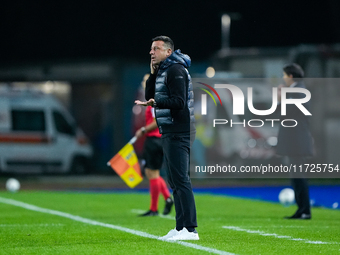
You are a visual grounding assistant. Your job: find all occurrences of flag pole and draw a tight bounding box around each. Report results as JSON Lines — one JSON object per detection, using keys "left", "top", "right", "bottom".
{"left": 128, "top": 136, "right": 137, "bottom": 145}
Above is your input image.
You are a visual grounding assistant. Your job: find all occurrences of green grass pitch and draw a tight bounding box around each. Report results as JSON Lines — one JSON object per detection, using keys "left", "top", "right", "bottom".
{"left": 0, "top": 191, "right": 339, "bottom": 255}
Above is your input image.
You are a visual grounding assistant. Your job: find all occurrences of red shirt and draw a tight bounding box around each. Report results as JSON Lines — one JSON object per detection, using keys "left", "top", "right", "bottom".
{"left": 145, "top": 106, "right": 161, "bottom": 138}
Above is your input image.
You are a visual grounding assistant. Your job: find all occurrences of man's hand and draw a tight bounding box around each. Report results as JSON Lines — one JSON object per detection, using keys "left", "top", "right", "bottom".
{"left": 135, "top": 98, "right": 155, "bottom": 106}
{"left": 150, "top": 60, "right": 158, "bottom": 75}
{"left": 135, "top": 128, "right": 144, "bottom": 139}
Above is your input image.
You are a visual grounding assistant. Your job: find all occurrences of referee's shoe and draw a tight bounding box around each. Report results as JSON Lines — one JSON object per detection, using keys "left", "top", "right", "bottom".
{"left": 163, "top": 197, "right": 174, "bottom": 215}
{"left": 139, "top": 210, "right": 158, "bottom": 216}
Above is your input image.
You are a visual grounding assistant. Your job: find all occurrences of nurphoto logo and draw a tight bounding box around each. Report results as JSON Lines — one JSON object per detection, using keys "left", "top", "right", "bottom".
{"left": 197, "top": 82, "right": 222, "bottom": 115}
{"left": 198, "top": 82, "right": 311, "bottom": 128}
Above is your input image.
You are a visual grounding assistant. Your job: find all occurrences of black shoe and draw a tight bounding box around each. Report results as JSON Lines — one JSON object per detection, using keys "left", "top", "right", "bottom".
{"left": 163, "top": 197, "right": 174, "bottom": 215}
{"left": 139, "top": 210, "right": 158, "bottom": 217}
{"left": 284, "top": 213, "right": 311, "bottom": 220}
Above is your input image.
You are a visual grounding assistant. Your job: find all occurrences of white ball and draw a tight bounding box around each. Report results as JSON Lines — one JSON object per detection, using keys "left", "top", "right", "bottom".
{"left": 6, "top": 178, "right": 20, "bottom": 192}
{"left": 278, "top": 188, "right": 295, "bottom": 206}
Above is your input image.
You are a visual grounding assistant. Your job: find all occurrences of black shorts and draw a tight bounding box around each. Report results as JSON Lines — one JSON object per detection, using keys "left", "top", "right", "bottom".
{"left": 143, "top": 136, "right": 163, "bottom": 170}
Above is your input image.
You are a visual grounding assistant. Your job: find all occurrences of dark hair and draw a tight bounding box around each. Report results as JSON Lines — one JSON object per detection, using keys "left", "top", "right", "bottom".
{"left": 283, "top": 63, "right": 304, "bottom": 80}
{"left": 152, "top": 36, "right": 174, "bottom": 52}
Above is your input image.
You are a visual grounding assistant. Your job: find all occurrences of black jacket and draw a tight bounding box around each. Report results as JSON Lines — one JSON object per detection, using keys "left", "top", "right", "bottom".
{"left": 276, "top": 82, "right": 314, "bottom": 156}
{"left": 145, "top": 50, "right": 195, "bottom": 134}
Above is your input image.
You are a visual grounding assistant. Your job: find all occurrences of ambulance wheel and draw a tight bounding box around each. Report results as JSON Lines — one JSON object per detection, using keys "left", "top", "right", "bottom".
{"left": 70, "top": 157, "right": 88, "bottom": 174}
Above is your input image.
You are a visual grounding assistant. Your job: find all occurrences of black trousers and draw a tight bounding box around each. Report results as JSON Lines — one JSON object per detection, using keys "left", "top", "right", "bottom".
{"left": 283, "top": 156, "right": 311, "bottom": 215}
{"left": 162, "top": 132, "right": 197, "bottom": 229}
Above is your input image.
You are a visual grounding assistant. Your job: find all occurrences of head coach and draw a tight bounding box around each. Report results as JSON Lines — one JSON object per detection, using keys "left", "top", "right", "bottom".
{"left": 135, "top": 35, "right": 198, "bottom": 240}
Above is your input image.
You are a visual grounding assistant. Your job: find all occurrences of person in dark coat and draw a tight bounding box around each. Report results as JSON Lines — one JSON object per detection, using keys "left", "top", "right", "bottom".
{"left": 135, "top": 36, "right": 198, "bottom": 240}
{"left": 277, "top": 63, "right": 314, "bottom": 219}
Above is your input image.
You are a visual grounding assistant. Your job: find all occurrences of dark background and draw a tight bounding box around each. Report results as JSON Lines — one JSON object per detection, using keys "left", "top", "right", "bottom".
{"left": 2, "top": 0, "right": 340, "bottom": 63}
{"left": 1, "top": 0, "right": 340, "bottom": 174}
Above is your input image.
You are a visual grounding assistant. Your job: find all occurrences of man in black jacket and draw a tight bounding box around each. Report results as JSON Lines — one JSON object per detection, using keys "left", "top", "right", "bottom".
{"left": 135, "top": 36, "right": 198, "bottom": 240}
{"left": 277, "top": 63, "right": 314, "bottom": 219}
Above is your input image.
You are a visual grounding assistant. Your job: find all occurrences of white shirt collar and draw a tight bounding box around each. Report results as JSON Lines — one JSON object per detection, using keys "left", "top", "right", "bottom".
{"left": 290, "top": 82, "right": 297, "bottom": 87}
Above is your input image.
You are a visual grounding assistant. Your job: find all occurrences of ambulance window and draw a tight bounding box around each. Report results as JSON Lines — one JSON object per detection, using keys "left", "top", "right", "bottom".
{"left": 12, "top": 110, "right": 46, "bottom": 131}
{"left": 53, "top": 111, "right": 75, "bottom": 136}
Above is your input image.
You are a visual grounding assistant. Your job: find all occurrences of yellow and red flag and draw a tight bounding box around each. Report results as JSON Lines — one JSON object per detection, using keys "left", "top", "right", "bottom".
{"left": 107, "top": 137, "right": 143, "bottom": 188}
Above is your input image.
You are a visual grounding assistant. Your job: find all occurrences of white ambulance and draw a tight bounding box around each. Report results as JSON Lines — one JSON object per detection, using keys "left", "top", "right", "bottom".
{"left": 0, "top": 88, "right": 93, "bottom": 174}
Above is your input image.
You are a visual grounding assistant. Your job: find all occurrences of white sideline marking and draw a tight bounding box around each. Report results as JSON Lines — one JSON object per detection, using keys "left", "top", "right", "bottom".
{"left": 222, "top": 226, "right": 337, "bottom": 245}
{"left": 131, "top": 209, "right": 175, "bottom": 220}
{"left": 0, "top": 197, "right": 236, "bottom": 255}
{"left": 245, "top": 225, "right": 331, "bottom": 229}
{"left": 0, "top": 223, "right": 64, "bottom": 227}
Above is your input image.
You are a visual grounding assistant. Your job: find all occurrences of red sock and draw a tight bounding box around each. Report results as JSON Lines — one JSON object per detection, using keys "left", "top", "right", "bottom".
{"left": 158, "top": 177, "right": 170, "bottom": 200}
{"left": 149, "top": 178, "right": 160, "bottom": 211}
